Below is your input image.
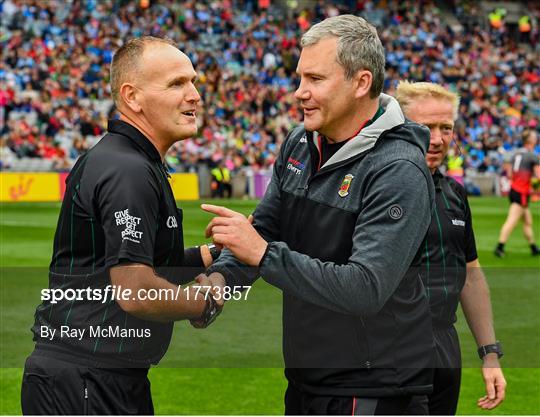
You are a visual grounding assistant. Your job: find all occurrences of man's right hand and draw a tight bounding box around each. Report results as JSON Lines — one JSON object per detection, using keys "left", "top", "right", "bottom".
{"left": 194, "top": 273, "right": 227, "bottom": 306}
{"left": 202, "top": 204, "right": 267, "bottom": 266}
{"left": 204, "top": 214, "right": 254, "bottom": 251}
{"left": 111, "top": 264, "right": 208, "bottom": 322}
{"left": 189, "top": 273, "right": 227, "bottom": 328}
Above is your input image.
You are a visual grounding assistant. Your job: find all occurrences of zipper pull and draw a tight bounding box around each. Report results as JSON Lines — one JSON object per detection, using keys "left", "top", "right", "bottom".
{"left": 84, "top": 387, "right": 88, "bottom": 399}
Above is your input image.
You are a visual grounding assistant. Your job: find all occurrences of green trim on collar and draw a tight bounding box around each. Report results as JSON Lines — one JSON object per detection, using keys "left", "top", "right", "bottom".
{"left": 364, "top": 106, "right": 385, "bottom": 129}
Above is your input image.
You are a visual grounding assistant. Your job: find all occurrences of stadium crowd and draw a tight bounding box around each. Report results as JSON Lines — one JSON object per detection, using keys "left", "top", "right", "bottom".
{"left": 1, "top": 0, "right": 539, "bottom": 180}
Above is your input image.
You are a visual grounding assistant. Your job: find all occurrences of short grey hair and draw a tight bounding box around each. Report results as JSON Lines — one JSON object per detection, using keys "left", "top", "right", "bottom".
{"left": 110, "top": 36, "right": 176, "bottom": 105}
{"left": 301, "top": 14, "right": 385, "bottom": 98}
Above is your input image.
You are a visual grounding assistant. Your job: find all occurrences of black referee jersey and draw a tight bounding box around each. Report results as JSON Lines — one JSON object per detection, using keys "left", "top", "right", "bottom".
{"left": 421, "top": 170, "right": 478, "bottom": 327}
{"left": 420, "top": 170, "right": 478, "bottom": 328}
{"left": 31, "top": 119, "right": 197, "bottom": 367}
{"left": 408, "top": 170, "right": 479, "bottom": 415}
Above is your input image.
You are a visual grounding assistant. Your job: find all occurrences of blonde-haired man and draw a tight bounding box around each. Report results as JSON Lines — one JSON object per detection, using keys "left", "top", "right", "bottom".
{"left": 396, "top": 81, "right": 506, "bottom": 414}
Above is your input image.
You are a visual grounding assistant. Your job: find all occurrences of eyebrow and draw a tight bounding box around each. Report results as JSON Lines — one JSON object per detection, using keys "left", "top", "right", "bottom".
{"left": 166, "top": 74, "right": 197, "bottom": 87}
{"left": 424, "top": 122, "right": 454, "bottom": 128}
{"left": 296, "top": 70, "right": 325, "bottom": 78}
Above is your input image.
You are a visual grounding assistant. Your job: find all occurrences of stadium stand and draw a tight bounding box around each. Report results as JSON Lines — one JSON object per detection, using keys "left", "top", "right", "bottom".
{"left": 1, "top": 0, "right": 538, "bottom": 197}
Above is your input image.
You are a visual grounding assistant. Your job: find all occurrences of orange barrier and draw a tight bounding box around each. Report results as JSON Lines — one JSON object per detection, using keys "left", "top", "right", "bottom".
{"left": 1, "top": 173, "right": 199, "bottom": 202}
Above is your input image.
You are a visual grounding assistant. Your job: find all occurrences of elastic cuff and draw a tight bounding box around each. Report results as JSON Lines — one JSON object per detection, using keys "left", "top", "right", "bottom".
{"left": 183, "top": 246, "right": 204, "bottom": 267}
{"left": 258, "top": 242, "right": 273, "bottom": 268}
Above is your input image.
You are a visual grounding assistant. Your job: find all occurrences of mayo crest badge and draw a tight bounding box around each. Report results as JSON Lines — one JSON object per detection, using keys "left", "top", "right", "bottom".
{"left": 338, "top": 174, "right": 354, "bottom": 197}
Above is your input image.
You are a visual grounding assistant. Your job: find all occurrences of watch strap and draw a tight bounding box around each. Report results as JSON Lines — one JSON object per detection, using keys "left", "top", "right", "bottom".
{"left": 207, "top": 243, "right": 221, "bottom": 261}
{"left": 477, "top": 342, "right": 503, "bottom": 360}
{"left": 201, "top": 293, "right": 221, "bottom": 326}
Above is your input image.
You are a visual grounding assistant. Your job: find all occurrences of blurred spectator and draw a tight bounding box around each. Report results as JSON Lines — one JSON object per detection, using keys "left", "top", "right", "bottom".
{"left": 0, "top": 0, "right": 538, "bottom": 181}
{"left": 0, "top": 138, "right": 16, "bottom": 169}
{"left": 210, "top": 161, "right": 232, "bottom": 198}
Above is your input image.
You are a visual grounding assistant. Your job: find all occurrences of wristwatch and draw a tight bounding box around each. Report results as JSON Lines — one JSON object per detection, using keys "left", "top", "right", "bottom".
{"left": 190, "top": 294, "right": 221, "bottom": 328}
{"left": 200, "top": 294, "right": 221, "bottom": 327}
{"left": 207, "top": 243, "right": 221, "bottom": 261}
{"left": 477, "top": 341, "right": 503, "bottom": 360}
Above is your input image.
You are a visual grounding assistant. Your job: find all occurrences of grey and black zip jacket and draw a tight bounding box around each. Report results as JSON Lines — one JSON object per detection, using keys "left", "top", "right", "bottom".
{"left": 208, "top": 94, "right": 436, "bottom": 397}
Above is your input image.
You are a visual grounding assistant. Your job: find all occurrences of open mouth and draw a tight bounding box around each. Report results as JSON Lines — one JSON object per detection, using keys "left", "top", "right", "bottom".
{"left": 182, "top": 111, "right": 196, "bottom": 117}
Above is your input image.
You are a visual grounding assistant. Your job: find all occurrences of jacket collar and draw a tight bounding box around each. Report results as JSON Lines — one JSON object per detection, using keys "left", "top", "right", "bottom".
{"left": 312, "top": 94, "right": 406, "bottom": 169}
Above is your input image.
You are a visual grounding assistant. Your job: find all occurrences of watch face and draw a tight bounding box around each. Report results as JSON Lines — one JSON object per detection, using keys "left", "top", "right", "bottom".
{"left": 478, "top": 342, "right": 503, "bottom": 359}
{"left": 207, "top": 305, "right": 221, "bottom": 326}
{"left": 208, "top": 245, "right": 221, "bottom": 260}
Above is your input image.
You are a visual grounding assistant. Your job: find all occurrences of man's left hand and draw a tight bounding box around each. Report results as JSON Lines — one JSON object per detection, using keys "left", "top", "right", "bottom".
{"left": 202, "top": 204, "right": 267, "bottom": 266}
{"left": 478, "top": 356, "right": 506, "bottom": 410}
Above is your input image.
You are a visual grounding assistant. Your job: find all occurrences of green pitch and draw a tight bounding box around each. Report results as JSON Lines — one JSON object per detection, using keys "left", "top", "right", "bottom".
{"left": 1, "top": 198, "right": 539, "bottom": 414}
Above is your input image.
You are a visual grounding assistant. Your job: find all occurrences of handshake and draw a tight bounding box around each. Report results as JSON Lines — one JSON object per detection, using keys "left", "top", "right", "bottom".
{"left": 188, "top": 273, "right": 228, "bottom": 329}
{"left": 188, "top": 204, "right": 268, "bottom": 329}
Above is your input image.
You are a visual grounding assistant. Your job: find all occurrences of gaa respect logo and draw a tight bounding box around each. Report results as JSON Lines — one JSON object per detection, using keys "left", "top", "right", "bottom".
{"left": 115, "top": 209, "right": 143, "bottom": 243}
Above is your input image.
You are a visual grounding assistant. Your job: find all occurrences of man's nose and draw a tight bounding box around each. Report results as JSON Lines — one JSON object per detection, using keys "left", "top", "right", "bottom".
{"left": 186, "top": 82, "right": 201, "bottom": 103}
{"left": 294, "top": 80, "right": 310, "bottom": 101}
{"left": 430, "top": 128, "right": 443, "bottom": 146}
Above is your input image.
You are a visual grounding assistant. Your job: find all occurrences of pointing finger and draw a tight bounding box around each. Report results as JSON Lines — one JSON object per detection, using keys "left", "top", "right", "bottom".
{"left": 201, "top": 204, "right": 244, "bottom": 218}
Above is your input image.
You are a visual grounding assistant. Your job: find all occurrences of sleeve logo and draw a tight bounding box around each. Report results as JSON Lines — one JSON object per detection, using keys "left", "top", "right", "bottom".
{"left": 388, "top": 204, "right": 403, "bottom": 220}
{"left": 114, "top": 209, "right": 143, "bottom": 243}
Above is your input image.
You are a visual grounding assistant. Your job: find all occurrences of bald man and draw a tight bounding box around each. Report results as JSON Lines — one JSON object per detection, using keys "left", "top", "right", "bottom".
{"left": 21, "top": 37, "right": 222, "bottom": 415}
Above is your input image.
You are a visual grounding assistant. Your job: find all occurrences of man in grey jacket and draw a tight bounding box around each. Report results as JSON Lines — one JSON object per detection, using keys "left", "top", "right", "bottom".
{"left": 203, "top": 15, "right": 435, "bottom": 415}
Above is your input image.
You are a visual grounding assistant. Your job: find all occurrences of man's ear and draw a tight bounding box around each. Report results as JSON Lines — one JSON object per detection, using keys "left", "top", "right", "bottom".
{"left": 119, "top": 83, "right": 142, "bottom": 113}
{"left": 353, "top": 70, "right": 373, "bottom": 99}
